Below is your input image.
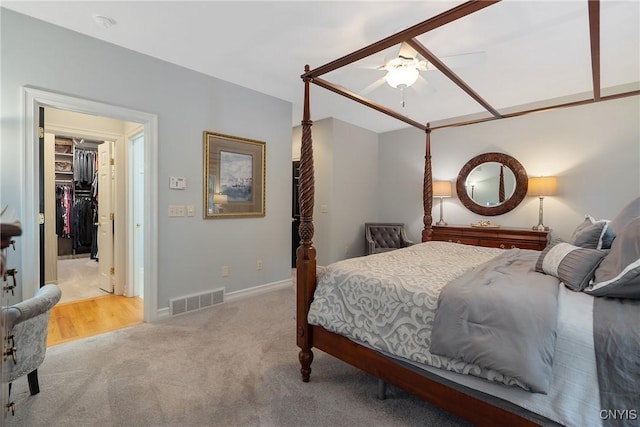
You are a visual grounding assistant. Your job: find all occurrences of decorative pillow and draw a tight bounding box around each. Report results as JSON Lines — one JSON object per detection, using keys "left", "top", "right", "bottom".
{"left": 536, "top": 241, "right": 607, "bottom": 291}
{"left": 572, "top": 215, "right": 614, "bottom": 249}
{"left": 586, "top": 216, "right": 640, "bottom": 299}
{"left": 609, "top": 197, "right": 640, "bottom": 237}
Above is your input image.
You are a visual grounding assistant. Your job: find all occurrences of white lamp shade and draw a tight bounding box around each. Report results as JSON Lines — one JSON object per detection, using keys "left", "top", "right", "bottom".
{"left": 527, "top": 177, "right": 557, "bottom": 197}
{"left": 385, "top": 66, "right": 419, "bottom": 88}
{"left": 433, "top": 181, "right": 452, "bottom": 198}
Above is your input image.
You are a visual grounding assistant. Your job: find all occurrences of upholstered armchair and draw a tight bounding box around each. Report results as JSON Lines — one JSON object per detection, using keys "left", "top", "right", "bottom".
{"left": 2, "top": 284, "right": 61, "bottom": 410}
{"left": 365, "top": 223, "right": 414, "bottom": 255}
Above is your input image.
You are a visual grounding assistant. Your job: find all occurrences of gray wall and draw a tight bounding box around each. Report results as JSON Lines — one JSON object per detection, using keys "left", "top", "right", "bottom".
{"left": 378, "top": 96, "right": 640, "bottom": 242}
{"left": 1, "top": 9, "right": 293, "bottom": 308}
{"left": 293, "top": 118, "right": 378, "bottom": 265}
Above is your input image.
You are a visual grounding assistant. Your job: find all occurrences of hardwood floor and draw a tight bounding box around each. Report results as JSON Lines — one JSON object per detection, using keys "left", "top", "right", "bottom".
{"left": 47, "top": 295, "right": 143, "bottom": 347}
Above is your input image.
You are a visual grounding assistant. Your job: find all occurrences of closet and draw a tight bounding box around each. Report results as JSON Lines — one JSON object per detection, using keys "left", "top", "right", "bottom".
{"left": 54, "top": 137, "right": 99, "bottom": 258}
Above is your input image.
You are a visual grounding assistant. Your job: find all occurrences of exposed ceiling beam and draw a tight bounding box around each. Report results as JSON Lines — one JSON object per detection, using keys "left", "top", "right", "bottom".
{"left": 430, "top": 89, "right": 640, "bottom": 131}
{"left": 302, "top": 0, "right": 500, "bottom": 79}
{"left": 588, "top": 0, "right": 601, "bottom": 101}
{"left": 406, "top": 38, "right": 502, "bottom": 119}
{"left": 311, "top": 77, "right": 427, "bottom": 131}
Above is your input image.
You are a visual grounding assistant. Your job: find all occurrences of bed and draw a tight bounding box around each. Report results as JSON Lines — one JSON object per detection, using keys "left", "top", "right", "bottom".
{"left": 294, "top": 2, "right": 640, "bottom": 426}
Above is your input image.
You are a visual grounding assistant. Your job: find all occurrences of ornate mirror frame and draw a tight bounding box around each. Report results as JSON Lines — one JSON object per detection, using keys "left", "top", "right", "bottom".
{"left": 456, "top": 152, "right": 528, "bottom": 216}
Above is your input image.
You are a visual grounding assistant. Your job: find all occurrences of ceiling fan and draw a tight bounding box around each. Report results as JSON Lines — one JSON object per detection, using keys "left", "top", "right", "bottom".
{"left": 359, "top": 41, "right": 484, "bottom": 107}
{"left": 380, "top": 42, "right": 431, "bottom": 89}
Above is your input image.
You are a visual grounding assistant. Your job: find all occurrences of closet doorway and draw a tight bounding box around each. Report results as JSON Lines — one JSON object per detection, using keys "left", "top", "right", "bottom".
{"left": 42, "top": 107, "right": 145, "bottom": 343}
{"left": 45, "top": 132, "right": 115, "bottom": 303}
{"left": 22, "top": 87, "right": 159, "bottom": 324}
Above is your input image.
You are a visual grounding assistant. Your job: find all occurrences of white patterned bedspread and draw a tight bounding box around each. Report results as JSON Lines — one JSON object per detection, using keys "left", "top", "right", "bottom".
{"left": 308, "top": 241, "right": 530, "bottom": 387}
{"left": 308, "top": 241, "right": 601, "bottom": 426}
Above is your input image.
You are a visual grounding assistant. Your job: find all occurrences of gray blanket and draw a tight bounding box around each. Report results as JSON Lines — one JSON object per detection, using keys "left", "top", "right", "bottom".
{"left": 594, "top": 297, "right": 640, "bottom": 427}
{"left": 430, "top": 249, "right": 560, "bottom": 393}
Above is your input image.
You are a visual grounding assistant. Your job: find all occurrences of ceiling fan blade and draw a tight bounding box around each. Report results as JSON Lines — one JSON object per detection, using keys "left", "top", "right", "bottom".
{"left": 411, "top": 75, "right": 435, "bottom": 96}
{"left": 425, "top": 51, "right": 487, "bottom": 71}
{"left": 360, "top": 77, "right": 387, "bottom": 95}
{"left": 398, "top": 41, "right": 417, "bottom": 59}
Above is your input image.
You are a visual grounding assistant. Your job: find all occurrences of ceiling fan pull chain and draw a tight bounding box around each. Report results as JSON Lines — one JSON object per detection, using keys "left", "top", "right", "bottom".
{"left": 400, "top": 86, "right": 406, "bottom": 108}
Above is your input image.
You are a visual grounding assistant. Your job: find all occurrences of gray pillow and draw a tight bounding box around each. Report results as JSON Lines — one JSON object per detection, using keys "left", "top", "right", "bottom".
{"left": 572, "top": 215, "right": 614, "bottom": 249}
{"left": 609, "top": 197, "right": 640, "bottom": 237}
{"left": 586, "top": 216, "right": 640, "bottom": 299}
{"left": 536, "top": 241, "right": 607, "bottom": 291}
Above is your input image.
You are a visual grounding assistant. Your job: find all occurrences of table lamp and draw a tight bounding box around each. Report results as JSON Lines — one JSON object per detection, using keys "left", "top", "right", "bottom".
{"left": 433, "top": 181, "right": 453, "bottom": 225}
{"left": 527, "top": 177, "right": 557, "bottom": 231}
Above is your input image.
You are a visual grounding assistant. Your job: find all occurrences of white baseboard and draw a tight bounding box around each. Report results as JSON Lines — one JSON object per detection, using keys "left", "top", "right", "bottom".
{"left": 156, "top": 307, "right": 171, "bottom": 322}
{"left": 154, "top": 277, "right": 293, "bottom": 320}
{"left": 225, "top": 277, "right": 293, "bottom": 302}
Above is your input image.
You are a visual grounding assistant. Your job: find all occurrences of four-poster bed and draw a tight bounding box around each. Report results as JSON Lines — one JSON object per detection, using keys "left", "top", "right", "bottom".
{"left": 296, "top": 1, "right": 639, "bottom": 426}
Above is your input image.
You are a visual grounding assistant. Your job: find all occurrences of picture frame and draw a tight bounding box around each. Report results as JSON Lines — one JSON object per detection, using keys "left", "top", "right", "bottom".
{"left": 203, "top": 131, "right": 265, "bottom": 218}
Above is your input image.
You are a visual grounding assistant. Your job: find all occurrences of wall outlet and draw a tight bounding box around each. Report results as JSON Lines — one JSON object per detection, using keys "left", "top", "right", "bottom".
{"left": 222, "top": 265, "right": 230, "bottom": 277}
{"left": 257, "top": 259, "right": 263, "bottom": 270}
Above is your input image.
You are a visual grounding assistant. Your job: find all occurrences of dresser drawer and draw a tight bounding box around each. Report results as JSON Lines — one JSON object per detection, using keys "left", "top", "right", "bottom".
{"left": 444, "top": 237, "right": 481, "bottom": 246}
{"left": 428, "top": 225, "right": 549, "bottom": 251}
{"left": 479, "top": 240, "right": 543, "bottom": 250}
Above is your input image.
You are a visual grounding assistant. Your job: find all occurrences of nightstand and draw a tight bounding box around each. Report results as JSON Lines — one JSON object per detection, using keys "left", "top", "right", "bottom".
{"left": 429, "top": 224, "right": 550, "bottom": 251}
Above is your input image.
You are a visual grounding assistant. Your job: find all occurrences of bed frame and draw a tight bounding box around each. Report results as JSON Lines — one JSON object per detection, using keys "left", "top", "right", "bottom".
{"left": 295, "top": 1, "right": 639, "bottom": 425}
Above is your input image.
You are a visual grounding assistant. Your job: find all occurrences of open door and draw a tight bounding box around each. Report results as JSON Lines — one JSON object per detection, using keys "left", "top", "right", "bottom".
{"left": 97, "top": 141, "right": 114, "bottom": 293}
{"left": 43, "top": 133, "right": 58, "bottom": 283}
{"left": 129, "top": 131, "right": 145, "bottom": 298}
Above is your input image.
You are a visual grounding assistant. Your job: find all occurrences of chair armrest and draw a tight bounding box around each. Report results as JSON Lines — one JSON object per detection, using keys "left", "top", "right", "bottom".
{"left": 400, "top": 228, "right": 414, "bottom": 247}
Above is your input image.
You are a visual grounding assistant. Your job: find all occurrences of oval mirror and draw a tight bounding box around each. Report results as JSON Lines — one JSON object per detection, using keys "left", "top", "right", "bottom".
{"left": 456, "top": 152, "right": 528, "bottom": 216}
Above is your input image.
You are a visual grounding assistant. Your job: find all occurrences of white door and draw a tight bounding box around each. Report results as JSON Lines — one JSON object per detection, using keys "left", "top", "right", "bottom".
{"left": 129, "top": 132, "right": 145, "bottom": 298}
{"left": 97, "top": 141, "right": 114, "bottom": 293}
{"left": 44, "top": 133, "right": 58, "bottom": 283}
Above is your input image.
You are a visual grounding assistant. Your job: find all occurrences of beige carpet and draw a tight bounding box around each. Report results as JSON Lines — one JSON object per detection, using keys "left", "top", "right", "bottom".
{"left": 56, "top": 257, "right": 110, "bottom": 303}
{"left": 6, "top": 286, "right": 471, "bottom": 427}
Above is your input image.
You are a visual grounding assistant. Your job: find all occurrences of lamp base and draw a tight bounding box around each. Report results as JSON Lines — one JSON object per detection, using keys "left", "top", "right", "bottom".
{"left": 532, "top": 224, "right": 550, "bottom": 231}
{"left": 436, "top": 220, "right": 448, "bottom": 226}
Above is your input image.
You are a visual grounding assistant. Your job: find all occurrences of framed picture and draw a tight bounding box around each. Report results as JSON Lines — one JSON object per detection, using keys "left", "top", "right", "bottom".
{"left": 203, "top": 131, "right": 265, "bottom": 218}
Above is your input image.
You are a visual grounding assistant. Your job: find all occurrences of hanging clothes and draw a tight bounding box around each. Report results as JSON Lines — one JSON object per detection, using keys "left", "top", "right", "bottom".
{"left": 72, "top": 197, "right": 95, "bottom": 249}
{"left": 74, "top": 149, "right": 97, "bottom": 187}
{"left": 55, "top": 184, "right": 73, "bottom": 238}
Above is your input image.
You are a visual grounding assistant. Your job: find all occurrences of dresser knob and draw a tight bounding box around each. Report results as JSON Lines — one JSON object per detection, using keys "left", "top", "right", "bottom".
{"left": 511, "top": 245, "right": 517, "bottom": 249}
{"left": 500, "top": 244, "right": 505, "bottom": 249}
{"left": 456, "top": 240, "right": 461, "bottom": 244}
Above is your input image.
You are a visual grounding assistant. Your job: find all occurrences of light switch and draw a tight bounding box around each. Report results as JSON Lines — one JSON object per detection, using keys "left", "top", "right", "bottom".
{"left": 186, "top": 205, "right": 195, "bottom": 217}
{"left": 168, "top": 205, "right": 185, "bottom": 217}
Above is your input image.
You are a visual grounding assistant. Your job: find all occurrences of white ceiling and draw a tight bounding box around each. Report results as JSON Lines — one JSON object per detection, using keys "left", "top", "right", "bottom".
{"left": 4, "top": 1, "right": 639, "bottom": 133}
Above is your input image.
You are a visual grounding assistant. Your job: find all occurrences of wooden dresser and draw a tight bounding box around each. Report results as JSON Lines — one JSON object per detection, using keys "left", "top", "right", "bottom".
{"left": 429, "top": 224, "right": 550, "bottom": 251}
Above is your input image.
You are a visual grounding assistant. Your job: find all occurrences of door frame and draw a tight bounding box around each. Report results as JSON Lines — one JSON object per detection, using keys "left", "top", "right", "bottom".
{"left": 21, "top": 87, "right": 159, "bottom": 322}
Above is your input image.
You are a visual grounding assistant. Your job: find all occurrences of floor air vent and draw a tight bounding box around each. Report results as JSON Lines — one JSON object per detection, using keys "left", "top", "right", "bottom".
{"left": 170, "top": 288, "right": 224, "bottom": 316}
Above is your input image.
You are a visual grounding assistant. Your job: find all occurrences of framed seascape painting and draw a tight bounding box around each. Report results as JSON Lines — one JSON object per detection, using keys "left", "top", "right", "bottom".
{"left": 203, "top": 131, "right": 265, "bottom": 218}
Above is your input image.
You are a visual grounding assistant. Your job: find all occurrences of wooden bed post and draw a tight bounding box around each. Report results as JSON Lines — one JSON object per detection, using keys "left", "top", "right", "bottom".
{"left": 422, "top": 124, "right": 433, "bottom": 242}
{"left": 296, "top": 65, "right": 317, "bottom": 382}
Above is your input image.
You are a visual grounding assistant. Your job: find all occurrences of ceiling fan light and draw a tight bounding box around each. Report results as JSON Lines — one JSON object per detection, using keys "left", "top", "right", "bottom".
{"left": 385, "top": 66, "right": 419, "bottom": 88}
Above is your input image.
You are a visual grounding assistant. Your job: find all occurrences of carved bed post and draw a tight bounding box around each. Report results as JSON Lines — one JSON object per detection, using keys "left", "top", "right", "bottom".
{"left": 296, "top": 65, "right": 317, "bottom": 382}
{"left": 422, "top": 124, "right": 433, "bottom": 242}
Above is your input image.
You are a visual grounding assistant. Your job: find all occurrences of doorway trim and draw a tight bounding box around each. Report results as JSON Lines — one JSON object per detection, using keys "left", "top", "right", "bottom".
{"left": 22, "top": 87, "right": 159, "bottom": 322}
